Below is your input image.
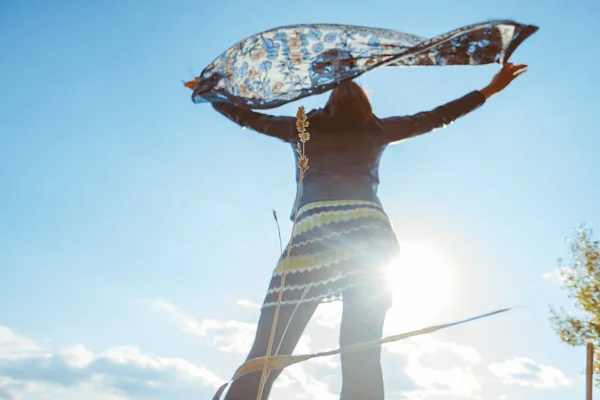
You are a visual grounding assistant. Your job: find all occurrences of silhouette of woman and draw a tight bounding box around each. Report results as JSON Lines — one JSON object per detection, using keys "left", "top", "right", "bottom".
{"left": 210, "top": 62, "right": 527, "bottom": 400}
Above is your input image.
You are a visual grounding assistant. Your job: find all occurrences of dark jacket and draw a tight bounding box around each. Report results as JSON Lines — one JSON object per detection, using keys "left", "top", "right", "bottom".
{"left": 212, "top": 90, "right": 486, "bottom": 220}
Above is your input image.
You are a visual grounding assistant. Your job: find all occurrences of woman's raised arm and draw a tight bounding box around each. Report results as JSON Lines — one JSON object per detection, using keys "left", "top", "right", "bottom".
{"left": 380, "top": 90, "right": 487, "bottom": 144}
{"left": 380, "top": 63, "right": 527, "bottom": 144}
{"left": 212, "top": 102, "right": 296, "bottom": 142}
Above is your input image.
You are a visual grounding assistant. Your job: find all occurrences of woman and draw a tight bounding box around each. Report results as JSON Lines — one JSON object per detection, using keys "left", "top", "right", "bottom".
{"left": 210, "top": 62, "right": 527, "bottom": 400}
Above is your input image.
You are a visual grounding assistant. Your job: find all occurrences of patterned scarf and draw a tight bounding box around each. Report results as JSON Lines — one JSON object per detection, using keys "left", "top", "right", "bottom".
{"left": 185, "top": 20, "right": 537, "bottom": 109}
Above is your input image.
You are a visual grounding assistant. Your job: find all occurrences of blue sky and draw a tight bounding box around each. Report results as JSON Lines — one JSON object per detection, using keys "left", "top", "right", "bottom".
{"left": 1, "top": 0, "right": 599, "bottom": 399}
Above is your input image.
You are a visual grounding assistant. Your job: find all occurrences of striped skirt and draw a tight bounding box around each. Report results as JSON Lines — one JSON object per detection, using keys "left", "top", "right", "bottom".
{"left": 262, "top": 200, "right": 400, "bottom": 309}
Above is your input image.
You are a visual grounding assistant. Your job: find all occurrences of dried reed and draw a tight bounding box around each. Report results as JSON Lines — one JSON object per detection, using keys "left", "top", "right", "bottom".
{"left": 272, "top": 210, "right": 283, "bottom": 254}
{"left": 255, "top": 106, "right": 310, "bottom": 400}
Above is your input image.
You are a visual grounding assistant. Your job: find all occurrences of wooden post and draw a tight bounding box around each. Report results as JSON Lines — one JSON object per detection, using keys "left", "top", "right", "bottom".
{"left": 588, "top": 340, "right": 595, "bottom": 400}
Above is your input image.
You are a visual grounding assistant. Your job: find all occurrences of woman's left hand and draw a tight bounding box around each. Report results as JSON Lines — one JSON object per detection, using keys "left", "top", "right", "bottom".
{"left": 480, "top": 63, "right": 528, "bottom": 99}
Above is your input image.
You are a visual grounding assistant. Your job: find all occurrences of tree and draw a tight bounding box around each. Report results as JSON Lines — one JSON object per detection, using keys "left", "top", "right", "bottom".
{"left": 550, "top": 225, "right": 600, "bottom": 387}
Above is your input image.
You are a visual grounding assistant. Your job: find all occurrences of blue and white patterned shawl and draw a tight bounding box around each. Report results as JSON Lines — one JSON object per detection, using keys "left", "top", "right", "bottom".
{"left": 186, "top": 20, "right": 538, "bottom": 109}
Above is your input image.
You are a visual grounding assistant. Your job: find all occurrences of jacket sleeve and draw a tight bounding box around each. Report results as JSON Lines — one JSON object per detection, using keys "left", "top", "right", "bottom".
{"left": 380, "top": 90, "right": 486, "bottom": 144}
{"left": 211, "top": 102, "right": 296, "bottom": 142}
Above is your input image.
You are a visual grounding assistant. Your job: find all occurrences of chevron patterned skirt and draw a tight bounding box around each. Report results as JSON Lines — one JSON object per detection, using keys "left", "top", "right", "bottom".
{"left": 262, "top": 200, "right": 401, "bottom": 309}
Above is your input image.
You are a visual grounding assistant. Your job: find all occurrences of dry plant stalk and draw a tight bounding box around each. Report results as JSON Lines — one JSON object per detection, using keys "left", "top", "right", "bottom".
{"left": 272, "top": 210, "right": 283, "bottom": 254}
{"left": 256, "top": 106, "right": 310, "bottom": 400}
{"left": 228, "top": 306, "right": 512, "bottom": 385}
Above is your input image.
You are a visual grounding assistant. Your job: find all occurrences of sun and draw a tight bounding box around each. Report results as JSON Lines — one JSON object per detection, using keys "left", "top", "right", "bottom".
{"left": 384, "top": 241, "right": 455, "bottom": 333}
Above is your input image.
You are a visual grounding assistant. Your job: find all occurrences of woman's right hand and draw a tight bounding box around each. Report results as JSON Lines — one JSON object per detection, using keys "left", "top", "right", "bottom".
{"left": 480, "top": 63, "right": 528, "bottom": 99}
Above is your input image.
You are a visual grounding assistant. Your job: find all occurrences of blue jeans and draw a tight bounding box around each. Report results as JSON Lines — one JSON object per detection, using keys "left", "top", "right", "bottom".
{"left": 224, "top": 285, "right": 388, "bottom": 400}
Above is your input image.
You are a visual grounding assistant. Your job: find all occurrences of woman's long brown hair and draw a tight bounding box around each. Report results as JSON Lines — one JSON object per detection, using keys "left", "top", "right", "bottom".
{"left": 325, "top": 80, "right": 372, "bottom": 126}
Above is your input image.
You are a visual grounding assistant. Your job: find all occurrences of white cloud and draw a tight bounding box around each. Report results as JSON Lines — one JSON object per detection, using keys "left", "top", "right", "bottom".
{"left": 274, "top": 363, "right": 338, "bottom": 400}
{"left": 541, "top": 269, "right": 560, "bottom": 282}
{"left": 387, "top": 336, "right": 575, "bottom": 398}
{"left": 0, "top": 326, "right": 40, "bottom": 358}
{"left": 6, "top": 379, "right": 131, "bottom": 400}
{"left": 542, "top": 267, "right": 570, "bottom": 284}
{"left": 236, "top": 299, "right": 260, "bottom": 310}
{"left": 399, "top": 389, "right": 484, "bottom": 400}
{"left": 488, "top": 357, "right": 573, "bottom": 389}
{"left": 404, "top": 364, "right": 481, "bottom": 396}
{"left": 96, "top": 345, "right": 223, "bottom": 388}
{"left": 312, "top": 302, "right": 342, "bottom": 329}
{"left": 148, "top": 300, "right": 179, "bottom": 314}
{"left": 150, "top": 299, "right": 341, "bottom": 370}
{"left": 0, "top": 325, "right": 223, "bottom": 400}
{"left": 151, "top": 300, "right": 257, "bottom": 354}
{"left": 0, "top": 377, "right": 24, "bottom": 400}
{"left": 387, "top": 335, "right": 483, "bottom": 365}
{"left": 541, "top": 270, "right": 556, "bottom": 281}
{"left": 58, "top": 344, "right": 95, "bottom": 369}
{"left": 0, "top": 388, "right": 11, "bottom": 400}
{"left": 385, "top": 335, "right": 484, "bottom": 397}
{"left": 193, "top": 319, "right": 257, "bottom": 354}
